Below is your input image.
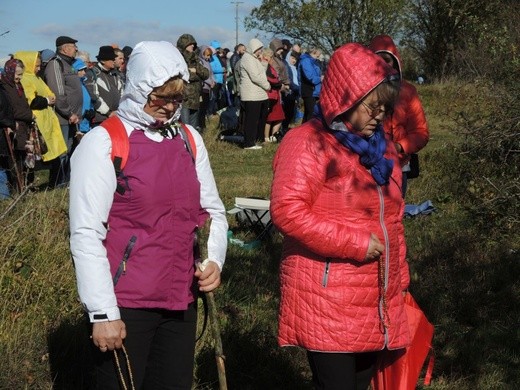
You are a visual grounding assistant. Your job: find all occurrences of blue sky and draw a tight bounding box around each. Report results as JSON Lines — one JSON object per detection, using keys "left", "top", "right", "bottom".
{"left": 0, "top": 0, "right": 266, "bottom": 59}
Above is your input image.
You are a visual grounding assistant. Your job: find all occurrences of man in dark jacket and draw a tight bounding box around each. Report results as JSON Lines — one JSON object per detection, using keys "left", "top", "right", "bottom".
{"left": 229, "top": 43, "right": 245, "bottom": 106}
{"left": 44, "top": 35, "right": 82, "bottom": 187}
{"left": 176, "top": 34, "right": 209, "bottom": 130}
{"left": 269, "top": 38, "right": 290, "bottom": 93}
{"left": 86, "top": 46, "right": 123, "bottom": 127}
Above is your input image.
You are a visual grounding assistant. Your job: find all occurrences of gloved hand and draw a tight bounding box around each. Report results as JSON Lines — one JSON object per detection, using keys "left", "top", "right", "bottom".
{"left": 84, "top": 109, "right": 96, "bottom": 121}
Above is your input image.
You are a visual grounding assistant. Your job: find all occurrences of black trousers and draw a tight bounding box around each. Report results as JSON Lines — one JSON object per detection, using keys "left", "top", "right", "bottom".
{"left": 198, "top": 91, "right": 210, "bottom": 131}
{"left": 92, "top": 303, "right": 197, "bottom": 390}
{"left": 241, "top": 99, "right": 269, "bottom": 147}
{"left": 306, "top": 350, "right": 378, "bottom": 390}
{"left": 282, "top": 96, "right": 297, "bottom": 130}
{"left": 302, "top": 96, "right": 317, "bottom": 123}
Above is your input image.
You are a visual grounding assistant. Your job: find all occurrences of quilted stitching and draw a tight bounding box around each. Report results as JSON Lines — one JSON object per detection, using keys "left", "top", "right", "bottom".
{"left": 271, "top": 118, "right": 409, "bottom": 352}
{"left": 320, "top": 43, "right": 394, "bottom": 126}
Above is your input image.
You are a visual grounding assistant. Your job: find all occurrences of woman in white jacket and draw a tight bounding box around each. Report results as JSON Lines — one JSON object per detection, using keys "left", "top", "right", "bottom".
{"left": 239, "top": 38, "right": 270, "bottom": 149}
{"left": 69, "top": 41, "right": 228, "bottom": 389}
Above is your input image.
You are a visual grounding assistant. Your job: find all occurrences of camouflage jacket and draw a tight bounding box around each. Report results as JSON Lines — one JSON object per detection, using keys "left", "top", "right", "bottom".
{"left": 177, "top": 34, "right": 209, "bottom": 109}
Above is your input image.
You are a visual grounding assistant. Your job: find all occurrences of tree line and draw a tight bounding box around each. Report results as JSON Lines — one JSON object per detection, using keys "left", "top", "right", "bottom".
{"left": 245, "top": 0, "right": 519, "bottom": 82}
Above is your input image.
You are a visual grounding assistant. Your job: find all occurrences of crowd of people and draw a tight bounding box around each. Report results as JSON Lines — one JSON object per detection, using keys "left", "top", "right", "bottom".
{"left": 0, "top": 31, "right": 431, "bottom": 389}
{"left": 0, "top": 33, "right": 332, "bottom": 195}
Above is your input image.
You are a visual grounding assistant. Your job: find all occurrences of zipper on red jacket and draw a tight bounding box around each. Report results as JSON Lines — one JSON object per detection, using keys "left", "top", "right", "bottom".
{"left": 322, "top": 259, "right": 331, "bottom": 287}
{"left": 377, "top": 185, "right": 391, "bottom": 346}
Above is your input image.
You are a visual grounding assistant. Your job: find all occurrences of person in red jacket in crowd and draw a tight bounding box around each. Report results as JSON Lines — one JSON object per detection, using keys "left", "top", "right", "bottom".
{"left": 270, "top": 43, "right": 410, "bottom": 389}
{"left": 369, "top": 34, "right": 430, "bottom": 197}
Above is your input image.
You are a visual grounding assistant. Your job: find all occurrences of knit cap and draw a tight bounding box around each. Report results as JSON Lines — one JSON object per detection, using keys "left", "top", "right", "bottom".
{"left": 72, "top": 58, "right": 87, "bottom": 72}
{"left": 210, "top": 40, "right": 222, "bottom": 50}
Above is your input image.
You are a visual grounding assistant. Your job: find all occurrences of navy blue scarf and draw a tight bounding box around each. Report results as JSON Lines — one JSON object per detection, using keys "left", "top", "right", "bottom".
{"left": 315, "top": 106, "right": 394, "bottom": 185}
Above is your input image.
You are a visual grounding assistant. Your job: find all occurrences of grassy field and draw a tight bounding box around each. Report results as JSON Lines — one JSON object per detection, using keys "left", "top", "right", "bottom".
{"left": 0, "top": 81, "right": 518, "bottom": 389}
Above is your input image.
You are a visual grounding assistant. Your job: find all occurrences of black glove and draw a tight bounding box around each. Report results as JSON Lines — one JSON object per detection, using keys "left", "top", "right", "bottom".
{"left": 83, "top": 109, "right": 96, "bottom": 121}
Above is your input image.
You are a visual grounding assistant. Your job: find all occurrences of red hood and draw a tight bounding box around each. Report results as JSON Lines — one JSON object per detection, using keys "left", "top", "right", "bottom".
{"left": 369, "top": 35, "right": 402, "bottom": 79}
{"left": 320, "top": 43, "right": 396, "bottom": 126}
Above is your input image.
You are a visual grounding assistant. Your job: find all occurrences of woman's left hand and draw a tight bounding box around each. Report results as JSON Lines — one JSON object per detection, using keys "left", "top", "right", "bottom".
{"left": 195, "top": 260, "right": 221, "bottom": 292}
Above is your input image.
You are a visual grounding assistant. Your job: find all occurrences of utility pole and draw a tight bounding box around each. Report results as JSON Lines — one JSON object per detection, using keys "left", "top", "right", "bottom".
{"left": 231, "top": 1, "right": 243, "bottom": 47}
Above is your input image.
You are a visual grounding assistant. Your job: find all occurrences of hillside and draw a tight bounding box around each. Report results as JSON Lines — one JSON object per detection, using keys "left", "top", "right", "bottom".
{"left": 0, "top": 81, "right": 518, "bottom": 389}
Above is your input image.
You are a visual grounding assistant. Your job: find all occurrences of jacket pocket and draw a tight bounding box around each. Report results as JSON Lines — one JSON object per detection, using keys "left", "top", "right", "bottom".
{"left": 112, "top": 235, "right": 137, "bottom": 286}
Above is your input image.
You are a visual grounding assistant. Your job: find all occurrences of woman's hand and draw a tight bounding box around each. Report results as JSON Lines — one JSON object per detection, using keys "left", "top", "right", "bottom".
{"left": 194, "top": 260, "right": 221, "bottom": 292}
{"left": 365, "top": 233, "right": 384, "bottom": 261}
{"left": 92, "top": 319, "right": 126, "bottom": 352}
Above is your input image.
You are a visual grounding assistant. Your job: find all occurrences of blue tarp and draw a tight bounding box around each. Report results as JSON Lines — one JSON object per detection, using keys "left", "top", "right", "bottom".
{"left": 404, "top": 200, "right": 436, "bottom": 218}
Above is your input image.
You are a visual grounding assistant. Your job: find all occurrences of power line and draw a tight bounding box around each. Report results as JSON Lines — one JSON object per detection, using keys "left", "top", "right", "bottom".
{"left": 231, "top": 1, "right": 243, "bottom": 47}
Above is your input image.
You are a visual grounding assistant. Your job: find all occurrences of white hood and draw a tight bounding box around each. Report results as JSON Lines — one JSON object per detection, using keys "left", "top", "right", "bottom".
{"left": 117, "top": 41, "right": 190, "bottom": 131}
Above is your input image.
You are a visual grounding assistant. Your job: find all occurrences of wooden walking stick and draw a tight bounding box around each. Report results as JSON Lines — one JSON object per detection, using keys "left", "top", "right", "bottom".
{"left": 3, "top": 127, "right": 23, "bottom": 193}
{"left": 196, "top": 222, "right": 228, "bottom": 390}
{"left": 204, "top": 289, "right": 227, "bottom": 390}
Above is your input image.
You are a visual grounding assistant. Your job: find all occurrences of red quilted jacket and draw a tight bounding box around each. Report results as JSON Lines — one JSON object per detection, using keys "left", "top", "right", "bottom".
{"left": 369, "top": 35, "right": 430, "bottom": 166}
{"left": 270, "top": 44, "right": 411, "bottom": 353}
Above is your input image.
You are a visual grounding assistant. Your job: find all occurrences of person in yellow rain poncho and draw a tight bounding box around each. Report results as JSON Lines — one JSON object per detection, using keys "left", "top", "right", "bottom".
{"left": 14, "top": 51, "right": 67, "bottom": 166}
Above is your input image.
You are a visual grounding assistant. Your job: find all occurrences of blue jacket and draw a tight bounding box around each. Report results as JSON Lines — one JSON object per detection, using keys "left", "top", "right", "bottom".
{"left": 78, "top": 80, "right": 93, "bottom": 132}
{"left": 209, "top": 54, "right": 225, "bottom": 84}
{"left": 298, "top": 53, "right": 321, "bottom": 98}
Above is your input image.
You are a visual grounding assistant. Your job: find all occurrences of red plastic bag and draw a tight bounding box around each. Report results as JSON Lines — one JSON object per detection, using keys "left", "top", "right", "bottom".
{"left": 372, "top": 293, "right": 434, "bottom": 389}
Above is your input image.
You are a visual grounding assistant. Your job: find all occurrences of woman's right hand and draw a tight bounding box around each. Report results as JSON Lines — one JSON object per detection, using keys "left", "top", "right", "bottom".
{"left": 365, "top": 233, "right": 384, "bottom": 261}
{"left": 92, "top": 319, "right": 126, "bottom": 353}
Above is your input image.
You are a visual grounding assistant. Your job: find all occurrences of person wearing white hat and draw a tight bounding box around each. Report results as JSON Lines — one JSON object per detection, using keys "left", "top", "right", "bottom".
{"left": 69, "top": 41, "right": 228, "bottom": 389}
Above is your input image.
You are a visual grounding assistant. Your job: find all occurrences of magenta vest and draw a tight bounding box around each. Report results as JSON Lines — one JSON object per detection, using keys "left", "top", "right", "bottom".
{"left": 105, "top": 130, "right": 204, "bottom": 310}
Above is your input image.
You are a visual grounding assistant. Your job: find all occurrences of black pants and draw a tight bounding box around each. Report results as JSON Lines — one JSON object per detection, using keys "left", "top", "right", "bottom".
{"left": 198, "top": 91, "right": 210, "bottom": 131}
{"left": 209, "top": 83, "right": 224, "bottom": 115}
{"left": 48, "top": 124, "right": 74, "bottom": 188}
{"left": 307, "top": 350, "right": 378, "bottom": 390}
{"left": 282, "top": 96, "right": 297, "bottom": 130}
{"left": 241, "top": 99, "right": 269, "bottom": 147}
{"left": 302, "top": 96, "right": 317, "bottom": 123}
{"left": 92, "top": 303, "right": 198, "bottom": 390}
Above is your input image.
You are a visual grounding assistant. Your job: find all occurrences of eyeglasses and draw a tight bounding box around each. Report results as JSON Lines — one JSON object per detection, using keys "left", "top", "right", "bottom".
{"left": 148, "top": 94, "right": 183, "bottom": 108}
{"left": 361, "top": 101, "right": 386, "bottom": 118}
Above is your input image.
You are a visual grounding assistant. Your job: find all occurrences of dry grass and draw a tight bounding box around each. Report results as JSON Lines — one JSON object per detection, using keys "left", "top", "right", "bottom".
{"left": 0, "top": 84, "right": 519, "bottom": 389}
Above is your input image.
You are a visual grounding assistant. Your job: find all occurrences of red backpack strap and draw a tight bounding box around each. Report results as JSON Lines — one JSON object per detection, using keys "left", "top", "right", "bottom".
{"left": 178, "top": 122, "right": 197, "bottom": 162}
{"left": 101, "top": 116, "right": 129, "bottom": 171}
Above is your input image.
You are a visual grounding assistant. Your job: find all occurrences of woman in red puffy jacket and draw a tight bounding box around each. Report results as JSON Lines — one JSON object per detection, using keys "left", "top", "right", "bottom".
{"left": 369, "top": 35, "right": 430, "bottom": 197}
{"left": 270, "top": 43, "right": 411, "bottom": 389}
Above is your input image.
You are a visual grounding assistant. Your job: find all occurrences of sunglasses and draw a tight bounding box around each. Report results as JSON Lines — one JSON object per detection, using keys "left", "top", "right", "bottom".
{"left": 148, "top": 94, "right": 184, "bottom": 108}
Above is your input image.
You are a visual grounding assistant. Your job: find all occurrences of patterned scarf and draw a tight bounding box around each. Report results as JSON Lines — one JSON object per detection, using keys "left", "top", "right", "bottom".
{"left": 2, "top": 59, "right": 24, "bottom": 96}
{"left": 148, "top": 119, "right": 181, "bottom": 139}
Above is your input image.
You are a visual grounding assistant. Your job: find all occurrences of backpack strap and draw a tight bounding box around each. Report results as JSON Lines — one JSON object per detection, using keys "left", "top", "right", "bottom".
{"left": 101, "top": 116, "right": 129, "bottom": 195}
{"left": 177, "top": 122, "right": 197, "bottom": 162}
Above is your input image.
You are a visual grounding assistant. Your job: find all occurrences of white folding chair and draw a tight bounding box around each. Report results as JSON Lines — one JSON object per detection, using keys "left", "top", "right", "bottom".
{"left": 227, "top": 197, "right": 273, "bottom": 242}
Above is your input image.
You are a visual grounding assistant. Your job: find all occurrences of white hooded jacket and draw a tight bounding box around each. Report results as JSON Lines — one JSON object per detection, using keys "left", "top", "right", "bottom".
{"left": 69, "top": 41, "right": 228, "bottom": 322}
{"left": 239, "top": 38, "right": 270, "bottom": 101}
